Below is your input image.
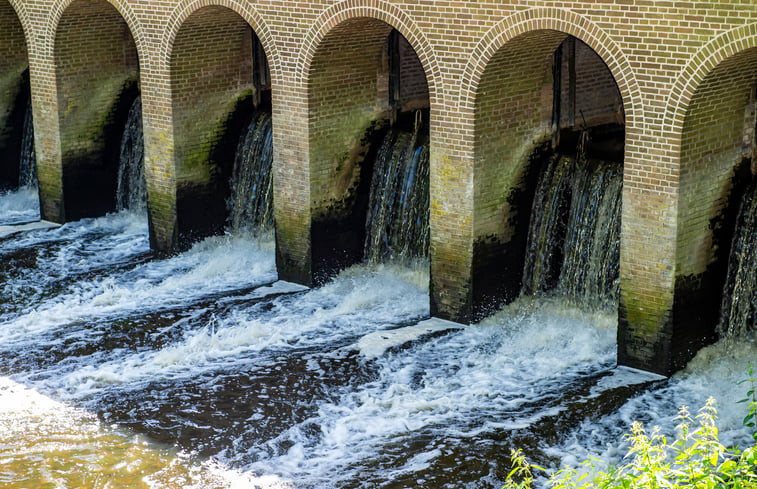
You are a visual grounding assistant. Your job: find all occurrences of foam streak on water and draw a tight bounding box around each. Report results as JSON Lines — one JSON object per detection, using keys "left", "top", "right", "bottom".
{"left": 0, "top": 213, "right": 276, "bottom": 327}
{"left": 235, "top": 297, "right": 617, "bottom": 488}
{"left": 47, "top": 263, "right": 429, "bottom": 394}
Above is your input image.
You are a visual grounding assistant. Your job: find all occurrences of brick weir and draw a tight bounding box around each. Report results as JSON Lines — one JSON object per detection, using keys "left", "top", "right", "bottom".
{"left": 1, "top": 0, "right": 757, "bottom": 375}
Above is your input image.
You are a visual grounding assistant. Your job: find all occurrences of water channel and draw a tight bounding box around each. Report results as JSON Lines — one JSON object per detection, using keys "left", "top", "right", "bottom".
{"left": 0, "top": 97, "right": 755, "bottom": 489}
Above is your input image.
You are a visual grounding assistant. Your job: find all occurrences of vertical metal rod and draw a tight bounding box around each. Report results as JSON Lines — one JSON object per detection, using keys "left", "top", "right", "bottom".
{"left": 252, "top": 31, "right": 269, "bottom": 108}
{"left": 552, "top": 42, "right": 563, "bottom": 146}
{"left": 388, "top": 29, "right": 401, "bottom": 124}
{"left": 568, "top": 37, "right": 577, "bottom": 128}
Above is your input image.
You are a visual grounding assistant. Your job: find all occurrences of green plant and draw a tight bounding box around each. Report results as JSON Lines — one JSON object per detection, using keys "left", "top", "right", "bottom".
{"left": 503, "top": 371, "right": 757, "bottom": 489}
{"left": 502, "top": 448, "right": 538, "bottom": 489}
{"left": 738, "top": 363, "right": 757, "bottom": 443}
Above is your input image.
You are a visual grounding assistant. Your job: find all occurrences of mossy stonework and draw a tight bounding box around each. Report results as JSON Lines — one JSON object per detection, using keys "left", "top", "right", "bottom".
{"left": 4, "top": 0, "right": 757, "bottom": 374}
{"left": 0, "top": 1, "right": 27, "bottom": 190}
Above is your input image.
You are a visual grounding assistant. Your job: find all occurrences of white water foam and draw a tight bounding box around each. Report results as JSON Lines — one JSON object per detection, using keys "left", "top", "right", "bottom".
{"left": 0, "top": 186, "right": 39, "bottom": 226}
{"left": 0, "top": 226, "right": 276, "bottom": 340}
{"left": 240, "top": 296, "right": 617, "bottom": 487}
{"left": 551, "top": 333, "right": 757, "bottom": 471}
{"left": 0, "top": 209, "right": 148, "bottom": 269}
{"left": 53, "top": 262, "right": 429, "bottom": 395}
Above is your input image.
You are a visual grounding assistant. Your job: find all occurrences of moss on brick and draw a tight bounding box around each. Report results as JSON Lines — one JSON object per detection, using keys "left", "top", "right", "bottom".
{"left": 310, "top": 106, "right": 378, "bottom": 211}
{"left": 59, "top": 72, "right": 137, "bottom": 162}
{"left": 0, "top": 62, "right": 26, "bottom": 137}
{"left": 175, "top": 87, "right": 254, "bottom": 187}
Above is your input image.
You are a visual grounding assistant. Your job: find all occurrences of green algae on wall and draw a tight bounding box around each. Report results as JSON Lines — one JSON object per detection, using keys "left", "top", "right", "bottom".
{"left": 174, "top": 88, "right": 254, "bottom": 188}
{"left": 0, "top": 62, "right": 26, "bottom": 136}
{"left": 59, "top": 73, "right": 137, "bottom": 162}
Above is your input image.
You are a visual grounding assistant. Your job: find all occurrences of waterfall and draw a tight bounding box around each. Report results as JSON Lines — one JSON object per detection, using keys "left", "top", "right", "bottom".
{"left": 17, "top": 95, "right": 36, "bottom": 189}
{"left": 718, "top": 179, "right": 757, "bottom": 338}
{"left": 522, "top": 151, "right": 622, "bottom": 307}
{"left": 115, "top": 96, "right": 145, "bottom": 211}
{"left": 363, "top": 125, "right": 430, "bottom": 263}
{"left": 227, "top": 111, "right": 274, "bottom": 232}
{"left": 558, "top": 158, "right": 622, "bottom": 303}
{"left": 521, "top": 154, "right": 575, "bottom": 295}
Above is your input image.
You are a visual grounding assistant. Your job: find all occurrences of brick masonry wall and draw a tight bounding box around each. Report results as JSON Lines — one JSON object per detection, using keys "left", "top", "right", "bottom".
{"left": 4, "top": 0, "right": 757, "bottom": 374}
{"left": 0, "top": 1, "right": 28, "bottom": 187}
{"left": 54, "top": 0, "right": 139, "bottom": 221}
{"left": 0, "top": 1, "right": 27, "bottom": 134}
{"left": 169, "top": 5, "right": 254, "bottom": 240}
{"left": 398, "top": 35, "right": 429, "bottom": 109}
{"left": 677, "top": 48, "right": 757, "bottom": 278}
{"left": 309, "top": 17, "right": 390, "bottom": 217}
{"left": 55, "top": 0, "right": 137, "bottom": 163}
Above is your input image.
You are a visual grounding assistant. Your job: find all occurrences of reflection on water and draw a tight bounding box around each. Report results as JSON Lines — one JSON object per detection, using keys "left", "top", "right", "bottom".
{"left": 0, "top": 377, "right": 287, "bottom": 489}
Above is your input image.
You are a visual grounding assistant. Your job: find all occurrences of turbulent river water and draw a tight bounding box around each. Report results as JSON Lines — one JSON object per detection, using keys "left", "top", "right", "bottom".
{"left": 0, "top": 206, "right": 754, "bottom": 488}
{"left": 1, "top": 100, "right": 755, "bottom": 487}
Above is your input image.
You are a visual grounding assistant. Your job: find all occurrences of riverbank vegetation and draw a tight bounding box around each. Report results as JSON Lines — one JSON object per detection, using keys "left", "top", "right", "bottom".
{"left": 504, "top": 366, "right": 757, "bottom": 488}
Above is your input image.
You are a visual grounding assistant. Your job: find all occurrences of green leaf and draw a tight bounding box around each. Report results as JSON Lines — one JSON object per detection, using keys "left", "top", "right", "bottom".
{"left": 719, "top": 460, "right": 736, "bottom": 473}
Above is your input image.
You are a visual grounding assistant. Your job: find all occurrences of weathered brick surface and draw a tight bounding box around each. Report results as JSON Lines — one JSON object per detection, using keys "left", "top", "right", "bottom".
{"left": 53, "top": 0, "right": 139, "bottom": 219}
{"left": 558, "top": 39, "right": 623, "bottom": 128}
{"left": 170, "top": 5, "right": 255, "bottom": 240}
{"left": 0, "top": 1, "right": 28, "bottom": 188}
{"left": 2, "top": 0, "right": 757, "bottom": 373}
{"left": 0, "top": 2, "right": 27, "bottom": 131}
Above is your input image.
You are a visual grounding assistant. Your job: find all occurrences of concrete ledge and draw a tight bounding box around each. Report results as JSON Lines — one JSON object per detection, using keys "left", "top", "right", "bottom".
{"left": 0, "top": 220, "right": 59, "bottom": 238}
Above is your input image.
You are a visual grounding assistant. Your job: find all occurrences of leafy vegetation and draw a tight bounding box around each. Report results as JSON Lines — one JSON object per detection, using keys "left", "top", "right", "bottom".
{"left": 504, "top": 366, "right": 757, "bottom": 488}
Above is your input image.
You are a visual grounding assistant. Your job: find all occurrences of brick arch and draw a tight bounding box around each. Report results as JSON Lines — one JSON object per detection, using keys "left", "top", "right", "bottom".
{"left": 4, "top": 0, "right": 32, "bottom": 52}
{"left": 665, "top": 23, "right": 757, "bottom": 308}
{"left": 461, "top": 7, "right": 642, "bottom": 129}
{"left": 0, "top": 0, "right": 32, "bottom": 191}
{"left": 47, "top": 0, "right": 145, "bottom": 65}
{"left": 659, "top": 24, "right": 757, "bottom": 370}
{"left": 166, "top": 2, "right": 275, "bottom": 243}
{"left": 0, "top": 0, "right": 30, "bottom": 59}
{"left": 297, "top": 0, "right": 442, "bottom": 105}
{"left": 161, "top": 0, "right": 280, "bottom": 85}
{"left": 665, "top": 23, "right": 757, "bottom": 143}
{"left": 52, "top": 0, "right": 143, "bottom": 220}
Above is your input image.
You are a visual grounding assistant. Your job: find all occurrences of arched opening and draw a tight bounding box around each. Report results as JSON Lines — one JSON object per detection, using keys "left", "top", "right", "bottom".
{"left": 307, "top": 18, "right": 430, "bottom": 282}
{"left": 55, "top": 0, "right": 141, "bottom": 220}
{"left": 471, "top": 32, "right": 625, "bottom": 318}
{"left": 0, "top": 1, "right": 32, "bottom": 192}
{"left": 674, "top": 47, "right": 757, "bottom": 360}
{"left": 170, "top": 6, "right": 272, "bottom": 245}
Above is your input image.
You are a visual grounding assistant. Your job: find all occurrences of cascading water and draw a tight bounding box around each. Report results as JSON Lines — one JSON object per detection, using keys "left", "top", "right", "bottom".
{"left": 521, "top": 144, "right": 622, "bottom": 307}
{"left": 0, "top": 95, "right": 40, "bottom": 226}
{"left": 115, "top": 96, "right": 146, "bottom": 211}
{"left": 364, "top": 120, "right": 430, "bottom": 263}
{"left": 558, "top": 158, "right": 622, "bottom": 303}
{"left": 718, "top": 179, "right": 757, "bottom": 338}
{"left": 227, "top": 111, "right": 274, "bottom": 232}
{"left": 17, "top": 95, "right": 36, "bottom": 189}
{"left": 521, "top": 155, "right": 574, "bottom": 296}
{"left": 0, "top": 115, "right": 751, "bottom": 487}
